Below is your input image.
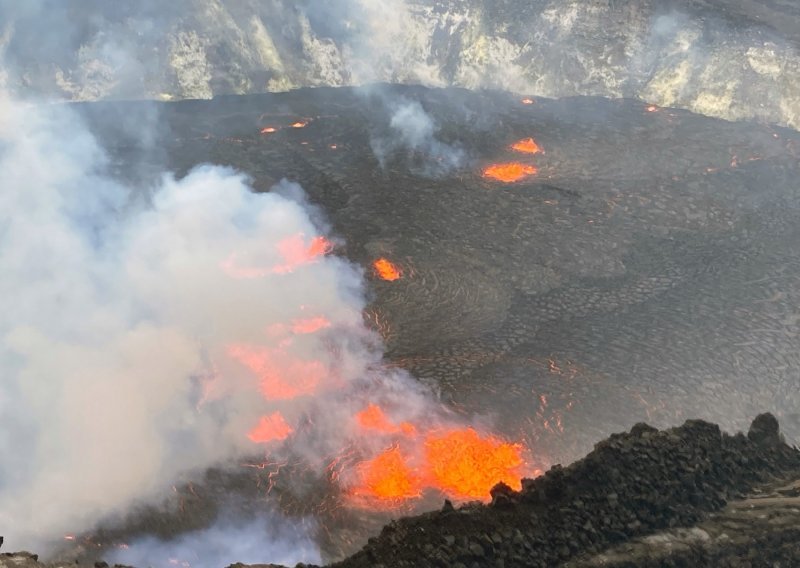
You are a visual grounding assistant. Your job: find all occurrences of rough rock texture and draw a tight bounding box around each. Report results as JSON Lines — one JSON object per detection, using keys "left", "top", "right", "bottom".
{"left": 569, "top": 481, "right": 800, "bottom": 567}
{"left": 3, "top": 1, "right": 800, "bottom": 128}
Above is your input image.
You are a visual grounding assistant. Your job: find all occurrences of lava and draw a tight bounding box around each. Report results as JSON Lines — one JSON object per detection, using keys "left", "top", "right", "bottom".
{"left": 511, "top": 137, "right": 542, "bottom": 155}
{"left": 424, "top": 428, "right": 524, "bottom": 500}
{"left": 521, "top": 98, "right": 535, "bottom": 105}
{"left": 356, "top": 404, "right": 417, "bottom": 436}
{"left": 482, "top": 163, "right": 538, "bottom": 183}
{"left": 260, "top": 127, "right": 278, "bottom": 134}
{"left": 291, "top": 121, "right": 309, "bottom": 128}
{"left": 273, "top": 235, "right": 333, "bottom": 274}
{"left": 220, "top": 235, "right": 332, "bottom": 279}
{"left": 248, "top": 412, "right": 293, "bottom": 443}
{"left": 355, "top": 446, "right": 421, "bottom": 502}
{"left": 227, "top": 344, "right": 325, "bottom": 400}
{"left": 373, "top": 258, "right": 402, "bottom": 281}
{"left": 292, "top": 316, "right": 332, "bottom": 335}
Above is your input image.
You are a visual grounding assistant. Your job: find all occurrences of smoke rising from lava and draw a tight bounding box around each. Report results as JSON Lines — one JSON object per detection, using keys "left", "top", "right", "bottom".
{"left": 370, "top": 97, "right": 465, "bottom": 176}
{"left": 0, "top": 80, "right": 528, "bottom": 566}
{"left": 106, "top": 512, "right": 322, "bottom": 568}
{"left": 0, "top": 89, "right": 440, "bottom": 557}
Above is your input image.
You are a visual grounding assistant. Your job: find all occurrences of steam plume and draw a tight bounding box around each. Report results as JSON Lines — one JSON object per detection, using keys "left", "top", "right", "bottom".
{"left": 107, "top": 513, "right": 321, "bottom": 568}
{"left": 370, "top": 97, "right": 465, "bottom": 176}
{"left": 0, "top": 90, "right": 442, "bottom": 557}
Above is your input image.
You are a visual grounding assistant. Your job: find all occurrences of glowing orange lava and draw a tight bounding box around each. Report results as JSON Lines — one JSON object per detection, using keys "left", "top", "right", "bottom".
{"left": 424, "top": 428, "right": 524, "bottom": 499}
{"left": 227, "top": 344, "right": 324, "bottom": 399}
{"left": 260, "top": 127, "right": 278, "bottom": 134}
{"left": 355, "top": 446, "right": 421, "bottom": 501}
{"left": 274, "top": 235, "right": 333, "bottom": 274}
{"left": 220, "top": 235, "right": 332, "bottom": 279}
{"left": 482, "top": 163, "right": 538, "bottom": 183}
{"left": 646, "top": 105, "right": 659, "bottom": 113}
{"left": 511, "top": 138, "right": 542, "bottom": 155}
{"left": 292, "top": 316, "right": 332, "bottom": 335}
{"left": 291, "top": 121, "right": 309, "bottom": 128}
{"left": 248, "top": 412, "right": 293, "bottom": 443}
{"left": 373, "top": 258, "right": 402, "bottom": 281}
{"left": 356, "top": 404, "right": 417, "bottom": 436}
{"left": 521, "top": 98, "right": 535, "bottom": 105}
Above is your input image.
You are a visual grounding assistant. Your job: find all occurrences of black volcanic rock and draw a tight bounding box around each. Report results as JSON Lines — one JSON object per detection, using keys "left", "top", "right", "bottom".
{"left": 748, "top": 412, "right": 782, "bottom": 446}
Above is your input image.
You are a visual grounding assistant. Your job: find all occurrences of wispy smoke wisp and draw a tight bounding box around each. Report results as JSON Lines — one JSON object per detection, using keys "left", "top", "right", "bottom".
{"left": 107, "top": 512, "right": 322, "bottom": 568}
{"left": 371, "top": 98, "right": 465, "bottom": 176}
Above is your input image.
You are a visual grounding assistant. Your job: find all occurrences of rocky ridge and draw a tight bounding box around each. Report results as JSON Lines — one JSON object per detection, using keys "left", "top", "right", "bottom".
{"left": 4, "top": 1, "right": 800, "bottom": 128}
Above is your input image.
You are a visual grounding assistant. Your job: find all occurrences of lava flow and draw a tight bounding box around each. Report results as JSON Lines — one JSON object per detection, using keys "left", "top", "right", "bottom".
{"left": 373, "top": 258, "right": 402, "bottom": 281}
{"left": 355, "top": 446, "right": 422, "bottom": 502}
{"left": 292, "top": 316, "right": 332, "bottom": 335}
{"left": 350, "top": 426, "right": 527, "bottom": 505}
{"left": 356, "top": 404, "right": 417, "bottom": 436}
{"left": 273, "top": 235, "right": 333, "bottom": 274}
{"left": 424, "top": 428, "right": 524, "bottom": 499}
{"left": 227, "top": 344, "right": 325, "bottom": 400}
{"left": 483, "top": 163, "right": 538, "bottom": 183}
{"left": 248, "top": 412, "right": 293, "bottom": 443}
{"left": 511, "top": 137, "right": 542, "bottom": 155}
{"left": 220, "top": 234, "right": 333, "bottom": 278}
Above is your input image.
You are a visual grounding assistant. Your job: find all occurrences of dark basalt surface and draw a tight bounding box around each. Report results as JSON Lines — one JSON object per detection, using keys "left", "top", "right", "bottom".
{"left": 68, "top": 85, "right": 800, "bottom": 561}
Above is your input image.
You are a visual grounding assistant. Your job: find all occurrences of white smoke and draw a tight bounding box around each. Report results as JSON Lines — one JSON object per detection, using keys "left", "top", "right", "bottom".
{"left": 370, "top": 98, "right": 465, "bottom": 176}
{"left": 0, "top": 89, "right": 445, "bottom": 557}
{"left": 106, "top": 513, "right": 321, "bottom": 568}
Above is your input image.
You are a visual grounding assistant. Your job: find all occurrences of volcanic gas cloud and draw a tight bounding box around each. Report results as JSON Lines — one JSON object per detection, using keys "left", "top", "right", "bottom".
{"left": 0, "top": 92, "right": 533, "bottom": 563}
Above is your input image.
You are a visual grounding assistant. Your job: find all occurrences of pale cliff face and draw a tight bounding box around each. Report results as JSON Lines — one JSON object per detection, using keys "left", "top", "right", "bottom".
{"left": 2, "top": 0, "right": 800, "bottom": 129}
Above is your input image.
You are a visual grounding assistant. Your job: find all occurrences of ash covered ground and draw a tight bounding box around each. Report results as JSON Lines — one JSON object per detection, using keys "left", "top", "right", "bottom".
{"left": 44, "top": 84, "right": 800, "bottom": 563}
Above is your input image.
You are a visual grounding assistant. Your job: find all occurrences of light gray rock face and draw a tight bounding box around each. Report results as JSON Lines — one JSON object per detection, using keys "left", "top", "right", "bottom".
{"left": 2, "top": 0, "right": 800, "bottom": 128}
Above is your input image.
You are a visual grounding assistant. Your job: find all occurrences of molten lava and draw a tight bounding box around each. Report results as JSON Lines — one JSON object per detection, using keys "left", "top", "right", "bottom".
{"left": 355, "top": 446, "right": 421, "bottom": 501}
{"left": 424, "top": 428, "right": 524, "bottom": 499}
{"left": 220, "top": 235, "right": 332, "bottom": 279}
{"left": 511, "top": 138, "right": 542, "bottom": 155}
{"left": 521, "top": 98, "right": 535, "bottom": 105}
{"left": 227, "top": 344, "right": 325, "bottom": 400}
{"left": 273, "top": 235, "right": 333, "bottom": 274}
{"left": 482, "top": 163, "right": 538, "bottom": 183}
{"left": 291, "top": 316, "right": 332, "bottom": 335}
{"left": 356, "top": 404, "right": 417, "bottom": 436}
{"left": 291, "top": 121, "right": 309, "bottom": 128}
{"left": 373, "top": 258, "right": 402, "bottom": 281}
{"left": 248, "top": 412, "right": 293, "bottom": 443}
{"left": 260, "top": 127, "right": 278, "bottom": 134}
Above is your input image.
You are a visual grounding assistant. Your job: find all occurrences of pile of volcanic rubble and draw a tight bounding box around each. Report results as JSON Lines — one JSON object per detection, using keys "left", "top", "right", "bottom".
{"left": 5, "top": 414, "right": 800, "bottom": 568}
